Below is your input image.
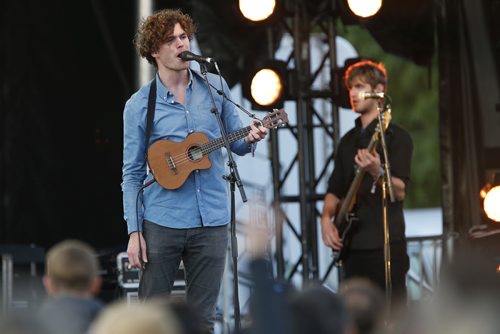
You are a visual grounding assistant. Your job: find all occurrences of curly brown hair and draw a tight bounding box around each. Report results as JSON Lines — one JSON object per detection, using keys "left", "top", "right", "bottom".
{"left": 134, "top": 9, "right": 196, "bottom": 66}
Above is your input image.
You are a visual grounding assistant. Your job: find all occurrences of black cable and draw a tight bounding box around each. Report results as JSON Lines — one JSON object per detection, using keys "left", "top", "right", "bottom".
{"left": 134, "top": 178, "right": 156, "bottom": 268}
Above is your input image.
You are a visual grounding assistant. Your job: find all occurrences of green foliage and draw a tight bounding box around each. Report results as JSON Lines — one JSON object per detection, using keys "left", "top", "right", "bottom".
{"left": 337, "top": 25, "right": 441, "bottom": 208}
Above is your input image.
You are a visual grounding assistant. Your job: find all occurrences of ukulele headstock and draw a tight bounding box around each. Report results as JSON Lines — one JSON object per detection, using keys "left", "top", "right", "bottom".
{"left": 261, "top": 108, "right": 289, "bottom": 129}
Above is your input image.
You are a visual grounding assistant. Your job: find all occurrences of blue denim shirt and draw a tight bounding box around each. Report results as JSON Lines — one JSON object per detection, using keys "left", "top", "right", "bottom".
{"left": 122, "top": 69, "right": 252, "bottom": 234}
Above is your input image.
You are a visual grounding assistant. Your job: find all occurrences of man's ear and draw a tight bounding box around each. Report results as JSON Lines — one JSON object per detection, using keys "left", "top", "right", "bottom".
{"left": 375, "top": 83, "right": 385, "bottom": 93}
{"left": 43, "top": 276, "right": 57, "bottom": 295}
{"left": 89, "top": 277, "right": 102, "bottom": 296}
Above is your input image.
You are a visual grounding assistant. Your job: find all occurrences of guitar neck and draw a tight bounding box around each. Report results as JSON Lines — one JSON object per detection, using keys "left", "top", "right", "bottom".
{"left": 336, "top": 131, "right": 380, "bottom": 223}
{"left": 200, "top": 126, "right": 252, "bottom": 155}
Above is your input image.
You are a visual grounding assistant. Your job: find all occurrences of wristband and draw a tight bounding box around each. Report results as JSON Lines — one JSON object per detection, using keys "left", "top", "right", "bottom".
{"left": 371, "top": 167, "right": 385, "bottom": 193}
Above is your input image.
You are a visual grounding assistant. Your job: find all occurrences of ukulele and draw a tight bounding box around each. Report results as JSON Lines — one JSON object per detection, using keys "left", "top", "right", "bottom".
{"left": 147, "top": 108, "right": 288, "bottom": 190}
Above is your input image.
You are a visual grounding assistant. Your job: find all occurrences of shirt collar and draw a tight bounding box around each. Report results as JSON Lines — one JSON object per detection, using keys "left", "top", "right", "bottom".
{"left": 355, "top": 116, "right": 378, "bottom": 134}
{"left": 155, "top": 69, "right": 194, "bottom": 102}
{"left": 355, "top": 115, "right": 393, "bottom": 137}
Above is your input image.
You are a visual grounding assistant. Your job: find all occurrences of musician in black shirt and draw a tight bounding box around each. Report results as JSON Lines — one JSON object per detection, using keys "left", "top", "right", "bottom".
{"left": 320, "top": 60, "right": 413, "bottom": 307}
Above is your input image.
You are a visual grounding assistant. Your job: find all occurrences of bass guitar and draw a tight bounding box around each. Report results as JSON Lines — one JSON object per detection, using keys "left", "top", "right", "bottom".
{"left": 332, "top": 110, "right": 391, "bottom": 264}
{"left": 147, "top": 108, "right": 288, "bottom": 190}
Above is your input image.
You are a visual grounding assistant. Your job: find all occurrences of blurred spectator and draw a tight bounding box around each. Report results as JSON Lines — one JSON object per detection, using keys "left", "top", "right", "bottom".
{"left": 339, "top": 278, "right": 385, "bottom": 334}
{"left": 391, "top": 251, "right": 500, "bottom": 334}
{"left": 288, "top": 285, "right": 353, "bottom": 334}
{"left": 154, "top": 296, "right": 208, "bottom": 334}
{"left": 246, "top": 257, "right": 294, "bottom": 334}
{"left": 0, "top": 314, "right": 47, "bottom": 334}
{"left": 38, "top": 239, "right": 103, "bottom": 334}
{"left": 243, "top": 201, "right": 352, "bottom": 334}
{"left": 89, "top": 301, "right": 180, "bottom": 334}
{"left": 242, "top": 201, "right": 293, "bottom": 334}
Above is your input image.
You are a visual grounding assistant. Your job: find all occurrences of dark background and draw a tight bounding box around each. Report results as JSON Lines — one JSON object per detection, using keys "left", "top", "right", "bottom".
{"left": 1, "top": 0, "right": 136, "bottom": 248}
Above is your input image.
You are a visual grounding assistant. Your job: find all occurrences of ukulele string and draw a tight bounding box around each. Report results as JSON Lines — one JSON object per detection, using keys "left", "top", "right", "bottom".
{"left": 158, "top": 113, "right": 279, "bottom": 168}
{"left": 159, "top": 126, "right": 254, "bottom": 168}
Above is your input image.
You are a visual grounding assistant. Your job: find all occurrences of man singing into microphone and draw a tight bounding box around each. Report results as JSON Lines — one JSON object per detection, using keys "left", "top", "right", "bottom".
{"left": 320, "top": 60, "right": 413, "bottom": 310}
{"left": 121, "top": 9, "right": 267, "bottom": 332}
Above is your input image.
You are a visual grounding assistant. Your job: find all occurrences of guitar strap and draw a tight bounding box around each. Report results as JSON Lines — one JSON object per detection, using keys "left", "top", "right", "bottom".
{"left": 145, "top": 77, "right": 157, "bottom": 157}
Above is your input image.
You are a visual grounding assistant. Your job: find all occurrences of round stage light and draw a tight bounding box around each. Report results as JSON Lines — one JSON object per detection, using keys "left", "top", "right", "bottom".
{"left": 347, "top": 0, "right": 383, "bottom": 18}
{"left": 250, "top": 68, "right": 283, "bottom": 106}
{"left": 483, "top": 185, "right": 500, "bottom": 222}
{"left": 239, "top": 0, "right": 276, "bottom": 22}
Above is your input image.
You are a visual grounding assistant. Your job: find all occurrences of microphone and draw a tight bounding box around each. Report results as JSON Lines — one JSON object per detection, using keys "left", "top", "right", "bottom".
{"left": 358, "top": 92, "right": 385, "bottom": 100}
{"left": 179, "top": 51, "right": 215, "bottom": 64}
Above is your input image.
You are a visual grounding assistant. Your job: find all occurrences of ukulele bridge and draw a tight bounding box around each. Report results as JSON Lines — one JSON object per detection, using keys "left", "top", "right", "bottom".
{"left": 166, "top": 154, "right": 178, "bottom": 175}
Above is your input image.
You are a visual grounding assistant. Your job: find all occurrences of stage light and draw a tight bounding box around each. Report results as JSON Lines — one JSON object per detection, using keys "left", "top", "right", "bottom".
{"left": 242, "top": 60, "right": 290, "bottom": 109}
{"left": 251, "top": 68, "right": 283, "bottom": 106}
{"left": 239, "top": 0, "right": 276, "bottom": 22}
{"left": 481, "top": 184, "right": 500, "bottom": 223}
{"left": 337, "top": 0, "right": 434, "bottom": 65}
{"left": 347, "top": 0, "right": 382, "bottom": 18}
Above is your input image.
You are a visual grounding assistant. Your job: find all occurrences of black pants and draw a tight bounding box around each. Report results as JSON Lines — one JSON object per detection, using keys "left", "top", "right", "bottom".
{"left": 139, "top": 221, "right": 228, "bottom": 333}
{"left": 342, "top": 242, "right": 409, "bottom": 307}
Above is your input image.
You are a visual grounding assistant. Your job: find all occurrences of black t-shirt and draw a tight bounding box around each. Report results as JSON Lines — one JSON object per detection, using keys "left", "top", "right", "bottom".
{"left": 327, "top": 117, "right": 413, "bottom": 250}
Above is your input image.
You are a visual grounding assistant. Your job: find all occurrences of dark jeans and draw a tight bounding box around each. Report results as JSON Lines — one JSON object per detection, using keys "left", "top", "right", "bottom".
{"left": 342, "top": 242, "right": 409, "bottom": 308}
{"left": 139, "top": 221, "right": 228, "bottom": 332}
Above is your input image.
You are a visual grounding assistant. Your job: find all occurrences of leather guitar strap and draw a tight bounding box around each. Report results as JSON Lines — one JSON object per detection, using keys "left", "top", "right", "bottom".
{"left": 145, "top": 77, "right": 157, "bottom": 156}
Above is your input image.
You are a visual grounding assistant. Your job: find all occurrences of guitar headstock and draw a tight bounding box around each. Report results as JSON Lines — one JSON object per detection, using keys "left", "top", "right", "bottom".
{"left": 382, "top": 109, "right": 391, "bottom": 130}
{"left": 375, "top": 109, "right": 392, "bottom": 134}
{"left": 261, "top": 108, "right": 289, "bottom": 129}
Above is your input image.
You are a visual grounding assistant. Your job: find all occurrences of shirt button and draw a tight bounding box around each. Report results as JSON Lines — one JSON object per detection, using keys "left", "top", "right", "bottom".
{"left": 196, "top": 170, "right": 199, "bottom": 173}
{"left": 186, "top": 110, "right": 190, "bottom": 113}
{"left": 162, "top": 96, "right": 167, "bottom": 101}
{"left": 197, "top": 189, "right": 200, "bottom": 192}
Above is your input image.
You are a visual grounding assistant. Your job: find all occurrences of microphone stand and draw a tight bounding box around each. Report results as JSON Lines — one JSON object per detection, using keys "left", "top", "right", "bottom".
{"left": 206, "top": 81, "right": 258, "bottom": 120}
{"left": 375, "top": 99, "right": 395, "bottom": 315}
{"left": 198, "top": 61, "right": 245, "bottom": 332}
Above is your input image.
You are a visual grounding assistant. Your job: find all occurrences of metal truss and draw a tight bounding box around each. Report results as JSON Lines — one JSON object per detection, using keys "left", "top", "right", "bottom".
{"left": 269, "top": 0, "right": 343, "bottom": 286}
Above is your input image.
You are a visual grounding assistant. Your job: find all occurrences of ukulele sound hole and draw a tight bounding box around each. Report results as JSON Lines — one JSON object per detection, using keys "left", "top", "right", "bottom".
{"left": 187, "top": 146, "right": 203, "bottom": 161}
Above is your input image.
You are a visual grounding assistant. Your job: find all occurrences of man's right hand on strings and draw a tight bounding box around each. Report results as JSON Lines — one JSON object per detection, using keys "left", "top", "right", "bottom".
{"left": 355, "top": 148, "right": 382, "bottom": 178}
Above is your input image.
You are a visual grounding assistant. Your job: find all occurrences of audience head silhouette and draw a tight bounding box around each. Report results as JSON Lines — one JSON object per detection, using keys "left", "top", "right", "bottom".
{"left": 89, "top": 301, "right": 181, "bottom": 334}
{"left": 289, "top": 285, "right": 352, "bottom": 334}
{"left": 43, "top": 239, "right": 101, "bottom": 296}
